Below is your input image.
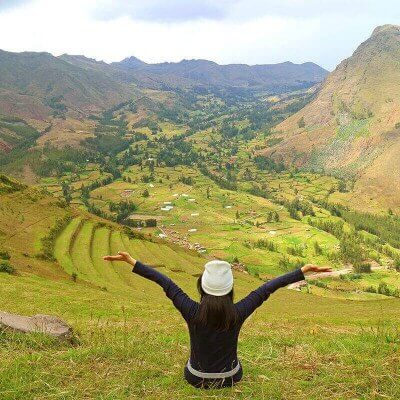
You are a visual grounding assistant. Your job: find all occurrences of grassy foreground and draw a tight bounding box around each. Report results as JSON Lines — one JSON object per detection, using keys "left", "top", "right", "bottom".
{"left": 1, "top": 264, "right": 400, "bottom": 399}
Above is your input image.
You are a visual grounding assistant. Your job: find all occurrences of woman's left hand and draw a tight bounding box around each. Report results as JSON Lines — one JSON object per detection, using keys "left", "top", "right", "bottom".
{"left": 103, "top": 251, "right": 137, "bottom": 267}
{"left": 301, "top": 264, "right": 332, "bottom": 274}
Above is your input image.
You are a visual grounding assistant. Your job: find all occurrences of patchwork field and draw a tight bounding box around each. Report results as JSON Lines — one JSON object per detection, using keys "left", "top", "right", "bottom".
{"left": 89, "top": 166, "right": 340, "bottom": 275}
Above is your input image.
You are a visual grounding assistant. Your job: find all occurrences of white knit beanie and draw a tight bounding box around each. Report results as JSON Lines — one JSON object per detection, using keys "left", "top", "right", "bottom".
{"left": 201, "top": 260, "right": 233, "bottom": 296}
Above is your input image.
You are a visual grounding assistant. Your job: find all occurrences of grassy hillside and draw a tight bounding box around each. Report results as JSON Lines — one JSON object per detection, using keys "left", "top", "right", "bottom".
{"left": 0, "top": 181, "right": 399, "bottom": 399}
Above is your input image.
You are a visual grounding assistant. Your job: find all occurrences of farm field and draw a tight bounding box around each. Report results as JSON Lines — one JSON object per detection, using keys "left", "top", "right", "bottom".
{"left": 90, "top": 166, "right": 340, "bottom": 274}
{"left": 84, "top": 165, "right": 400, "bottom": 297}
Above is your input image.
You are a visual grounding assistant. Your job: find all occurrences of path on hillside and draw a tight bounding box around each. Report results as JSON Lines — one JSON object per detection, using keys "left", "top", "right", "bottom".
{"left": 4, "top": 215, "right": 52, "bottom": 242}
{"left": 288, "top": 265, "right": 384, "bottom": 290}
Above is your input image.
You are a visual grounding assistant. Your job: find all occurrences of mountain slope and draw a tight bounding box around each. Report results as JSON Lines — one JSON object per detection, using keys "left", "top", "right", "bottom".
{"left": 266, "top": 25, "right": 400, "bottom": 206}
{"left": 0, "top": 50, "right": 138, "bottom": 120}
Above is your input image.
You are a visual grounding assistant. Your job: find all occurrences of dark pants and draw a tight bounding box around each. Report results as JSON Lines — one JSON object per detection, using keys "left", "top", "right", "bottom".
{"left": 184, "top": 365, "right": 243, "bottom": 389}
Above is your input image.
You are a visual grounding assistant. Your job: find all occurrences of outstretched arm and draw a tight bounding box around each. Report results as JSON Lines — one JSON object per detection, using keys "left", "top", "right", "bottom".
{"left": 103, "top": 252, "right": 198, "bottom": 321}
{"left": 235, "top": 264, "right": 331, "bottom": 321}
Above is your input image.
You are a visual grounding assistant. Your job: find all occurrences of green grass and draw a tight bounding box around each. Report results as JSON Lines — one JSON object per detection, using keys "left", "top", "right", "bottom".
{"left": 0, "top": 268, "right": 399, "bottom": 399}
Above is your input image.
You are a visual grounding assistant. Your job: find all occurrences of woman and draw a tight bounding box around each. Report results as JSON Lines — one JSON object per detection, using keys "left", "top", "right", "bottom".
{"left": 103, "top": 252, "right": 331, "bottom": 389}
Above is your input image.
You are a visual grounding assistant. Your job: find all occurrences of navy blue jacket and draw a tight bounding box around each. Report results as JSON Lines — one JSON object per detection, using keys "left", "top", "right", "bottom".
{"left": 133, "top": 261, "right": 305, "bottom": 386}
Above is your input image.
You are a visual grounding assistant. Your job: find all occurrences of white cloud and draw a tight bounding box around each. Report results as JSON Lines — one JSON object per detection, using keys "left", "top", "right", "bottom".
{"left": 93, "top": 0, "right": 235, "bottom": 22}
{"left": 0, "top": 0, "right": 399, "bottom": 70}
{"left": 0, "top": 0, "right": 32, "bottom": 11}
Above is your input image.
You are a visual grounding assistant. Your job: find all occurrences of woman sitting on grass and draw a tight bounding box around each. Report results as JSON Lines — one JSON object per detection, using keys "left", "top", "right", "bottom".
{"left": 103, "top": 251, "right": 331, "bottom": 389}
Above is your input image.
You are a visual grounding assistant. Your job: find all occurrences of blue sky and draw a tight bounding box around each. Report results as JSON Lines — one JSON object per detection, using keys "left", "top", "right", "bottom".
{"left": 0, "top": 0, "right": 399, "bottom": 70}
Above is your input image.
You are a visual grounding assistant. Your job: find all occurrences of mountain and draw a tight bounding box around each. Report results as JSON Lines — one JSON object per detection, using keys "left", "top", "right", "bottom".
{"left": 0, "top": 49, "right": 327, "bottom": 123}
{"left": 265, "top": 24, "right": 400, "bottom": 205}
{"left": 0, "top": 50, "right": 138, "bottom": 120}
{"left": 111, "top": 57, "right": 328, "bottom": 91}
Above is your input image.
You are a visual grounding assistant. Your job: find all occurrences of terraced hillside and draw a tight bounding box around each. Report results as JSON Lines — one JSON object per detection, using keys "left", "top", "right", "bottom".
{"left": 54, "top": 217, "right": 207, "bottom": 292}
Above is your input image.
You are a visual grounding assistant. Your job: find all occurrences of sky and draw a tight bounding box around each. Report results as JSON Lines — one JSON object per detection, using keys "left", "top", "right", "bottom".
{"left": 0, "top": 0, "right": 399, "bottom": 70}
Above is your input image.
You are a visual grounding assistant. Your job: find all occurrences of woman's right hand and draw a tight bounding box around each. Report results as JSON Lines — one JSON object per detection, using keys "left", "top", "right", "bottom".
{"left": 103, "top": 251, "right": 137, "bottom": 267}
{"left": 301, "top": 264, "right": 332, "bottom": 274}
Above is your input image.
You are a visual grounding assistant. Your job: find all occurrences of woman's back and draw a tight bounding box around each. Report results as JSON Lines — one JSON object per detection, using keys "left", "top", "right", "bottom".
{"left": 188, "top": 317, "right": 242, "bottom": 373}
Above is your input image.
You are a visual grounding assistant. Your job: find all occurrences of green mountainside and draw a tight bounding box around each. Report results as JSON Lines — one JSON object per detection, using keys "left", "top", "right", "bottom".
{"left": 269, "top": 25, "right": 400, "bottom": 206}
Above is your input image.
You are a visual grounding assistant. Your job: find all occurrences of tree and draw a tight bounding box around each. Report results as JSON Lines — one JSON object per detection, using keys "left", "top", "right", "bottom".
{"left": 142, "top": 189, "right": 150, "bottom": 198}
{"left": 339, "top": 234, "right": 364, "bottom": 264}
{"left": 314, "top": 241, "right": 323, "bottom": 255}
{"left": 337, "top": 180, "right": 347, "bottom": 193}
{"left": 61, "top": 181, "right": 72, "bottom": 204}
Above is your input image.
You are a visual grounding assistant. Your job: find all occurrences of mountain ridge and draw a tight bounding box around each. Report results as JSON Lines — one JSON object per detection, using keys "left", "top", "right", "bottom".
{"left": 111, "top": 56, "right": 328, "bottom": 90}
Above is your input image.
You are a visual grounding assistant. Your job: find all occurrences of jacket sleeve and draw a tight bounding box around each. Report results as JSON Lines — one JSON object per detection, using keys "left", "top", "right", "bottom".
{"left": 132, "top": 260, "right": 198, "bottom": 322}
{"left": 235, "top": 268, "right": 305, "bottom": 321}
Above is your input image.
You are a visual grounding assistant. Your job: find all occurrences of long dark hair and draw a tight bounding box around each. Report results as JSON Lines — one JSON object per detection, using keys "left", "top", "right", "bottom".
{"left": 193, "top": 274, "right": 238, "bottom": 331}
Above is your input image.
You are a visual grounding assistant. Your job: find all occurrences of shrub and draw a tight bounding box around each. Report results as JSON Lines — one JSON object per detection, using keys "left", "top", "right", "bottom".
{"left": 279, "top": 255, "right": 303, "bottom": 272}
{"left": 0, "top": 250, "right": 11, "bottom": 260}
{"left": 254, "top": 239, "right": 277, "bottom": 252}
{"left": 71, "top": 272, "right": 78, "bottom": 282}
{"left": 339, "top": 234, "right": 365, "bottom": 264}
{"left": 377, "top": 282, "right": 391, "bottom": 296}
{"left": 394, "top": 256, "right": 400, "bottom": 272}
{"left": 145, "top": 219, "right": 157, "bottom": 227}
{"left": 353, "top": 262, "right": 372, "bottom": 273}
{"left": 308, "top": 279, "right": 327, "bottom": 288}
{"left": 40, "top": 215, "right": 73, "bottom": 260}
{"left": 287, "top": 244, "right": 304, "bottom": 257}
{"left": 0, "top": 261, "right": 15, "bottom": 274}
{"left": 313, "top": 241, "right": 323, "bottom": 255}
{"left": 365, "top": 286, "right": 377, "bottom": 293}
{"left": 179, "top": 176, "right": 194, "bottom": 185}
{"left": 340, "top": 273, "right": 362, "bottom": 281}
